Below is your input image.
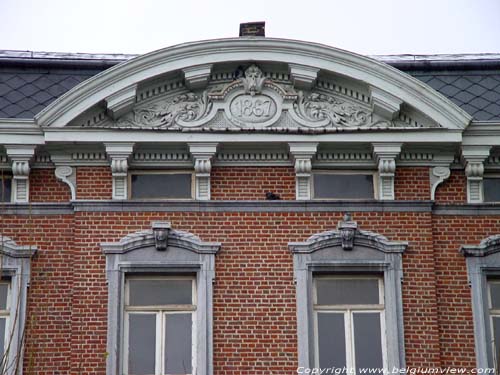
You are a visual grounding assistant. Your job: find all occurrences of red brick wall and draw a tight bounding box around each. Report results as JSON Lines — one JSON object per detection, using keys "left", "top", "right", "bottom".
{"left": 395, "top": 167, "right": 431, "bottom": 200}
{"left": 0, "top": 167, "right": 491, "bottom": 373}
{"left": 434, "top": 170, "right": 467, "bottom": 204}
{"left": 30, "top": 168, "right": 72, "bottom": 202}
{"left": 211, "top": 167, "right": 295, "bottom": 200}
{"left": 76, "top": 167, "right": 112, "bottom": 200}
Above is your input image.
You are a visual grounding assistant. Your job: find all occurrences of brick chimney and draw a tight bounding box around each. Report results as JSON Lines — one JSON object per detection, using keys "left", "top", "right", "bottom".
{"left": 239, "top": 22, "right": 265, "bottom": 37}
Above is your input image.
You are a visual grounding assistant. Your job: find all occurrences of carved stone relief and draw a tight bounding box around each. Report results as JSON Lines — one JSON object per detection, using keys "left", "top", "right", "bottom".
{"left": 78, "top": 64, "right": 442, "bottom": 131}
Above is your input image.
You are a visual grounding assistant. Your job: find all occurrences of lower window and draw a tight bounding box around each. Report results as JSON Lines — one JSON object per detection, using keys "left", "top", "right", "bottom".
{"left": 124, "top": 276, "right": 195, "bottom": 375}
{"left": 130, "top": 172, "right": 193, "bottom": 199}
{"left": 313, "top": 172, "right": 375, "bottom": 200}
{"left": 488, "top": 279, "right": 500, "bottom": 369}
{"left": 484, "top": 177, "right": 500, "bottom": 202}
{"left": 0, "top": 281, "right": 9, "bottom": 360}
{"left": 314, "top": 276, "right": 385, "bottom": 372}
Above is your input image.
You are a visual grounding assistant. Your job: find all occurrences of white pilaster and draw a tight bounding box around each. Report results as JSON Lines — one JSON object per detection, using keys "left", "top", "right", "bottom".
{"left": 105, "top": 143, "right": 135, "bottom": 200}
{"left": 462, "top": 145, "right": 492, "bottom": 203}
{"left": 188, "top": 143, "right": 218, "bottom": 200}
{"left": 289, "top": 143, "right": 318, "bottom": 200}
{"left": 373, "top": 143, "right": 402, "bottom": 200}
{"left": 5, "top": 145, "right": 36, "bottom": 203}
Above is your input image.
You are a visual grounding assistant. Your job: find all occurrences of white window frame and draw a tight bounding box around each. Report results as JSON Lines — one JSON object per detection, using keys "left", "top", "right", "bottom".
{"left": 101, "top": 223, "right": 221, "bottom": 375}
{"left": 128, "top": 170, "right": 195, "bottom": 200}
{"left": 0, "top": 235, "right": 36, "bottom": 375}
{"left": 311, "top": 170, "right": 379, "bottom": 200}
{"left": 462, "top": 235, "right": 500, "bottom": 369}
{"left": 313, "top": 276, "right": 386, "bottom": 371}
{"left": 0, "top": 281, "right": 10, "bottom": 366}
{"left": 123, "top": 276, "right": 197, "bottom": 375}
{"left": 487, "top": 280, "right": 500, "bottom": 369}
{"left": 289, "top": 225, "right": 407, "bottom": 370}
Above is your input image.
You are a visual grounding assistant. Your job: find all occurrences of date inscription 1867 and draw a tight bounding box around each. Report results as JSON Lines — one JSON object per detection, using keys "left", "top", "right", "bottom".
{"left": 229, "top": 94, "right": 277, "bottom": 124}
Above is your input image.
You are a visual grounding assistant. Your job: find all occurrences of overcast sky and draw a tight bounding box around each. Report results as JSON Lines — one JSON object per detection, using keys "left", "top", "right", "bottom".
{"left": 1, "top": 0, "right": 500, "bottom": 56}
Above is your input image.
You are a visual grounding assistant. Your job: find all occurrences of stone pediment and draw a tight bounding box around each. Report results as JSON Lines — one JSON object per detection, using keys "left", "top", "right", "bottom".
{"left": 73, "top": 64, "right": 441, "bottom": 131}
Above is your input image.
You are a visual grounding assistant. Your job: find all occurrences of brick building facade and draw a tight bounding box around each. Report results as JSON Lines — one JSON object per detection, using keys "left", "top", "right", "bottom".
{"left": 1, "top": 35, "right": 500, "bottom": 375}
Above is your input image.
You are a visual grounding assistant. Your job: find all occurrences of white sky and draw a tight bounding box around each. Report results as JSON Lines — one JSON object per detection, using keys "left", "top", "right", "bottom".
{"left": 1, "top": 0, "right": 500, "bottom": 56}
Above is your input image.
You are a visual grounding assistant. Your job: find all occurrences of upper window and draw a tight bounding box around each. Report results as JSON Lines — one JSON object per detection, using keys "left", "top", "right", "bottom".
{"left": 289, "top": 216, "right": 407, "bottom": 371}
{"left": 130, "top": 172, "right": 193, "bottom": 199}
{"left": 313, "top": 172, "right": 375, "bottom": 199}
{"left": 0, "top": 281, "right": 10, "bottom": 359}
{"left": 461, "top": 235, "right": 500, "bottom": 369}
{"left": 125, "top": 277, "right": 195, "bottom": 375}
{"left": 484, "top": 177, "right": 500, "bottom": 202}
{"left": 314, "top": 276, "right": 385, "bottom": 371}
{"left": 0, "top": 173, "right": 12, "bottom": 202}
{"left": 101, "top": 222, "right": 221, "bottom": 375}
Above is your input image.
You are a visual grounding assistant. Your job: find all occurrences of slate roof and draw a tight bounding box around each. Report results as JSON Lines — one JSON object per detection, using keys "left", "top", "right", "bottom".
{"left": 1, "top": 50, "right": 500, "bottom": 121}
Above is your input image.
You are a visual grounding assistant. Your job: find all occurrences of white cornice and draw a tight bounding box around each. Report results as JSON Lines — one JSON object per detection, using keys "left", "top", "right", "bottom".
{"left": 0, "top": 118, "right": 45, "bottom": 144}
{"left": 34, "top": 38, "right": 472, "bottom": 130}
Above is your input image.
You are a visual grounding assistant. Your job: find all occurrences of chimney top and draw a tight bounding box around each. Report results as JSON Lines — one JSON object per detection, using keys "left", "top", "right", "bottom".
{"left": 239, "top": 22, "right": 265, "bottom": 37}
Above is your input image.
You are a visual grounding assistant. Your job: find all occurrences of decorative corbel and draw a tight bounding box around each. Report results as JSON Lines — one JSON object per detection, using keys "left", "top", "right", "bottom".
{"left": 288, "top": 64, "right": 319, "bottom": 90}
{"left": 462, "top": 146, "right": 491, "bottom": 203}
{"left": 373, "top": 143, "right": 402, "bottom": 200}
{"left": 337, "top": 212, "right": 358, "bottom": 251}
{"left": 152, "top": 221, "right": 171, "bottom": 251}
{"left": 369, "top": 86, "right": 403, "bottom": 120}
{"left": 289, "top": 143, "right": 318, "bottom": 200}
{"left": 105, "top": 84, "right": 137, "bottom": 120}
{"left": 429, "top": 155, "right": 454, "bottom": 200}
{"left": 51, "top": 153, "right": 77, "bottom": 200}
{"left": 182, "top": 64, "right": 213, "bottom": 90}
{"left": 188, "top": 143, "right": 218, "bottom": 200}
{"left": 105, "top": 143, "right": 135, "bottom": 200}
{"left": 5, "top": 145, "right": 36, "bottom": 203}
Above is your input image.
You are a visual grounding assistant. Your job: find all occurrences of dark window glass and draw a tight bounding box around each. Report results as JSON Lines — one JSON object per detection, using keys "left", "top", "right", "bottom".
{"left": 0, "top": 318, "right": 5, "bottom": 358}
{"left": 165, "top": 313, "right": 192, "bottom": 374}
{"left": 131, "top": 173, "right": 192, "bottom": 199}
{"left": 353, "top": 312, "right": 384, "bottom": 372}
{"left": 318, "top": 312, "right": 346, "bottom": 368}
{"left": 0, "top": 175, "right": 11, "bottom": 202}
{"left": 314, "top": 173, "right": 374, "bottom": 199}
{"left": 0, "top": 284, "right": 8, "bottom": 310}
{"left": 316, "top": 278, "right": 380, "bottom": 305}
{"left": 490, "top": 283, "right": 500, "bottom": 309}
{"left": 128, "top": 279, "right": 192, "bottom": 306}
{"left": 128, "top": 314, "right": 156, "bottom": 374}
{"left": 484, "top": 178, "right": 500, "bottom": 202}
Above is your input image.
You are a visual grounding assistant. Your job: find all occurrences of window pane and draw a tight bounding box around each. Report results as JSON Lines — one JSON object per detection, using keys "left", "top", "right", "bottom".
{"left": 0, "top": 176, "right": 11, "bottom": 202}
{"left": 0, "top": 284, "right": 8, "bottom": 310}
{"left": 492, "top": 317, "right": 500, "bottom": 367}
{"left": 490, "top": 283, "right": 500, "bottom": 309}
{"left": 316, "top": 278, "right": 380, "bottom": 305}
{"left": 165, "top": 314, "right": 192, "bottom": 374}
{"left": 353, "top": 313, "right": 383, "bottom": 372}
{"left": 131, "top": 174, "right": 192, "bottom": 199}
{"left": 314, "top": 174, "right": 374, "bottom": 199}
{"left": 0, "top": 318, "right": 5, "bottom": 358}
{"left": 128, "top": 314, "right": 156, "bottom": 375}
{"left": 128, "top": 279, "right": 192, "bottom": 306}
{"left": 317, "top": 312, "right": 346, "bottom": 368}
{"left": 484, "top": 178, "right": 500, "bottom": 202}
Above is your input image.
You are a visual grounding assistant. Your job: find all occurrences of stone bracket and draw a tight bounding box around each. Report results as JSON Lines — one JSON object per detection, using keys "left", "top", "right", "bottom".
{"left": 188, "top": 143, "right": 218, "bottom": 200}
{"left": 51, "top": 153, "right": 77, "bottom": 200}
{"left": 5, "top": 145, "right": 36, "bottom": 203}
{"left": 462, "top": 145, "right": 492, "bottom": 203}
{"left": 288, "top": 64, "right": 320, "bottom": 90}
{"left": 182, "top": 64, "right": 213, "bottom": 90}
{"left": 370, "top": 86, "right": 403, "bottom": 120}
{"left": 289, "top": 142, "right": 318, "bottom": 200}
{"left": 373, "top": 143, "right": 402, "bottom": 201}
{"left": 105, "top": 143, "right": 135, "bottom": 200}
{"left": 105, "top": 84, "right": 137, "bottom": 120}
{"left": 429, "top": 155, "right": 454, "bottom": 200}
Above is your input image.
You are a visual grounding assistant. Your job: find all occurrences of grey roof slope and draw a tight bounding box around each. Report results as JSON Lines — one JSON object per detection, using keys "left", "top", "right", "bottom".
{"left": 1, "top": 50, "right": 500, "bottom": 121}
